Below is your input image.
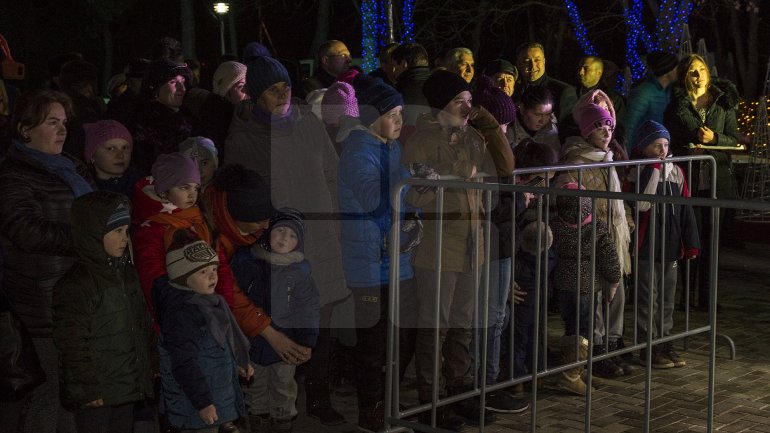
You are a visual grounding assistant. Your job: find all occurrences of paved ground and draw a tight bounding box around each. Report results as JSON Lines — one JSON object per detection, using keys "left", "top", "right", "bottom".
{"left": 288, "top": 241, "right": 770, "bottom": 433}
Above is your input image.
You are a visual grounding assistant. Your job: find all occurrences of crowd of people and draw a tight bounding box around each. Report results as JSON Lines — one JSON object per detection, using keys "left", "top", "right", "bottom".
{"left": 0, "top": 34, "right": 741, "bottom": 433}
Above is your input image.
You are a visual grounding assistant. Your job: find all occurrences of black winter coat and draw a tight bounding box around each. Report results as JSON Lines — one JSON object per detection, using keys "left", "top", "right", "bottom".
{"left": 0, "top": 144, "right": 90, "bottom": 337}
{"left": 129, "top": 101, "right": 196, "bottom": 175}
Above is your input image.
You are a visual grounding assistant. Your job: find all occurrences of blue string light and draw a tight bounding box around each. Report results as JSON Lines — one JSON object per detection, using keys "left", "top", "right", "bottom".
{"left": 563, "top": 0, "right": 598, "bottom": 55}
{"left": 401, "top": 0, "right": 415, "bottom": 43}
{"left": 361, "top": 0, "right": 378, "bottom": 73}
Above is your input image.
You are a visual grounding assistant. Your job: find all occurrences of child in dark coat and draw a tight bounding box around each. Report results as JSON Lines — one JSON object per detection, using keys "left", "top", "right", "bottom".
{"left": 230, "top": 208, "right": 320, "bottom": 433}
{"left": 53, "top": 190, "right": 156, "bottom": 433}
{"left": 156, "top": 232, "right": 252, "bottom": 433}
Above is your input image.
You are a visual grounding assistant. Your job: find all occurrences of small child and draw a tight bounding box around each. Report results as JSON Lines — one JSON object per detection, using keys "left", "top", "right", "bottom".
{"left": 179, "top": 136, "right": 219, "bottom": 190}
{"left": 230, "top": 208, "right": 320, "bottom": 433}
{"left": 629, "top": 120, "right": 700, "bottom": 368}
{"left": 511, "top": 221, "right": 556, "bottom": 389}
{"left": 156, "top": 231, "right": 253, "bottom": 433}
{"left": 551, "top": 183, "right": 621, "bottom": 396}
{"left": 53, "top": 190, "right": 156, "bottom": 433}
{"left": 83, "top": 119, "right": 141, "bottom": 197}
{"left": 132, "top": 152, "right": 233, "bottom": 324}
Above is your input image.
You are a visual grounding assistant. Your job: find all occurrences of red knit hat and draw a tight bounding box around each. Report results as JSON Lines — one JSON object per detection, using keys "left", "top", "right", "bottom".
{"left": 83, "top": 120, "right": 133, "bottom": 162}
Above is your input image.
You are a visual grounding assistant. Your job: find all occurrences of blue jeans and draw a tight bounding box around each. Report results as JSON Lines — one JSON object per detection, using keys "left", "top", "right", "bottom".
{"left": 472, "top": 258, "right": 511, "bottom": 384}
{"left": 558, "top": 290, "right": 594, "bottom": 339}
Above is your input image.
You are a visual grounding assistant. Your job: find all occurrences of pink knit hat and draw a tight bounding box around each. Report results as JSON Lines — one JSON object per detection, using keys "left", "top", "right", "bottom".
{"left": 578, "top": 103, "right": 614, "bottom": 139}
{"left": 151, "top": 152, "right": 200, "bottom": 195}
{"left": 321, "top": 82, "right": 359, "bottom": 126}
{"left": 83, "top": 120, "right": 133, "bottom": 162}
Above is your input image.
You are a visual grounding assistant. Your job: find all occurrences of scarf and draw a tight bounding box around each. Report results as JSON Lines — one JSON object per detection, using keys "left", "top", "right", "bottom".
{"left": 186, "top": 293, "right": 251, "bottom": 370}
{"left": 250, "top": 242, "right": 304, "bottom": 266}
{"left": 206, "top": 188, "right": 259, "bottom": 260}
{"left": 577, "top": 146, "right": 632, "bottom": 275}
{"left": 148, "top": 206, "right": 212, "bottom": 250}
{"left": 252, "top": 104, "right": 295, "bottom": 134}
{"left": 13, "top": 140, "right": 92, "bottom": 198}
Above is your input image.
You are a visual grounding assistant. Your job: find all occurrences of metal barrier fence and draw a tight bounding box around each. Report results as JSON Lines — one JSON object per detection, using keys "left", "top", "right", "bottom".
{"left": 382, "top": 155, "right": 770, "bottom": 432}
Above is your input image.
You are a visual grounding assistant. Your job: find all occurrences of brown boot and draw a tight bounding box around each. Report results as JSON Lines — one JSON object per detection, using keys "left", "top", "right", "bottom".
{"left": 555, "top": 335, "right": 594, "bottom": 396}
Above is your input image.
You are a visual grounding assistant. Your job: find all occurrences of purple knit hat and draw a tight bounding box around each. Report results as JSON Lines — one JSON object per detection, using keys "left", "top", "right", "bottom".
{"left": 472, "top": 75, "right": 516, "bottom": 125}
{"left": 578, "top": 103, "right": 614, "bottom": 139}
{"left": 151, "top": 152, "right": 201, "bottom": 195}
{"left": 83, "top": 120, "right": 133, "bottom": 162}
{"left": 321, "top": 82, "right": 359, "bottom": 125}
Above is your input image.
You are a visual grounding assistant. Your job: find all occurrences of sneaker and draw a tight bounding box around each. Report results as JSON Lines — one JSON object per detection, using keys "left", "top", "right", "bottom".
{"left": 218, "top": 421, "right": 240, "bottom": 433}
{"left": 308, "top": 401, "right": 346, "bottom": 426}
{"left": 417, "top": 408, "right": 465, "bottom": 431}
{"left": 453, "top": 397, "right": 496, "bottom": 426}
{"left": 593, "top": 358, "right": 625, "bottom": 378}
{"left": 484, "top": 392, "right": 529, "bottom": 414}
{"left": 661, "top": 343, "right": 686, "bottom": 367}
{"left": 639, "top": 348, "right": 675, "bottom": 369}
{"left": 358, "top": 401, "right": 384, "bottom": 433}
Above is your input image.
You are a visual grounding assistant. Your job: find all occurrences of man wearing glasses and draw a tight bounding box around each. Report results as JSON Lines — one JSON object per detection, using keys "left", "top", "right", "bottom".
{"left": 301, "top": 40, "right": 352, "bottom": 98}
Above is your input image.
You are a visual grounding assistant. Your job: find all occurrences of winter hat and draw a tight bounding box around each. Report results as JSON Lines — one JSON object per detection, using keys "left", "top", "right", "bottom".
{"left": 141, "top": 58, "right": 192, "bottom": 99}
{"left": 646, "top": 51, "right": 678, "bottom": 77}
{"left": 422, "top": 69, "right": 472, "bottom": 111}
{"left": 213, "top": 164, "right": 274, "bottom": 222}
{"left": 213, "top": 61, "right": 247, "bottom": 97}
{"left": 556, "top": 182, "right": 592, "bottom": 227}
{"left": 166, "top": 238, "right": 219, "bottom": 287}
{"left": 267, "top": 207, "right": 306, "bottom": 252}
{"left": 242, "top": 42, "right": 272, "bottom": 63}
{"left": 578, "top": 103, "right": 615, "bottom": 139}
{"left": 519, "top": 221, "right": 553, "bottom": 256}
{"left": 635, "top": 120, "right": 671, "bottom": 152}
{"left": 245, "top": 56, "right": 291, "bottom": 99}
{"left": 83, "top": 119, "right": 133, "bottom": 162}
{"left": 179, "top": 136, "right": 219, "bottom": 169}
{"left": 59, "top": 59, "right": 98, "bottom": 91}
{"left": 483, "top": 59, "right": 518, "bottom": 80}
{"left": 572, "top": 89, "right": 616, "bottom": 126}
{"left": 472, "top": 75, "right": 516, "bottom": 125}
{"left": 354, "top": 76, "right": 403, "bottom": 127}
{"left": 321, "top": 82, "right": 359, "bottom": 125}
{"left": 151, "top": 152, "right": 201, "bottom": 195}
{"left": 105, "top": 200, "right": 131, "bottom": 233}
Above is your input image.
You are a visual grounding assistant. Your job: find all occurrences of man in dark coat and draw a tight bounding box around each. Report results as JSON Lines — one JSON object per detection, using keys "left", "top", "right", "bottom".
{"left": 300, "top": 40, "right": 352, "bottom": 98}
{"left": 391, "top": 42, "right": 431, "bottom": 142}
{"left": 515, "top": 42, "right": 577, "bottom": 125}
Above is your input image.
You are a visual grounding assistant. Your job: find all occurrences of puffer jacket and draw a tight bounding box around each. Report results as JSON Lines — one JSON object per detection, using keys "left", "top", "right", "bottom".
{"left": 0, "top": 143, "right": 90, "bottom": 337}
{"left": 131, "top": 176, "right": 233, "bottom": 326}
{"left": 663, "top": 78, "right": 739, "bottom": 198}
{"left": 338, "top": 129, "right": 415, "bottom": 287}
{"left": 155, "top": 276, "right": 244, "bottom": 430}
{"left": 224, "top": 101, "right": 348, "bottom": 307}
{"left": 231, "top": 245, "right": 320, "bottom": 366}
{"left": 551, "top": 194, "right": 621, "bottom": 294}
{"left": 53, "top": 191, "right": 156, "bottom": 409}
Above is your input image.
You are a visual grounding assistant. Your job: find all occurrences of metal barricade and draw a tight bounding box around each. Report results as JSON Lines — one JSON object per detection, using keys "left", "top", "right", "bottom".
{"left": 382, "top": 155, "right": 770, "bottom": 432}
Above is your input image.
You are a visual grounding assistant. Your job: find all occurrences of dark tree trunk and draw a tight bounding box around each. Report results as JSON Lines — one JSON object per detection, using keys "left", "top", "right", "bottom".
{"left": 180, "top": 0, "right": 196, "bottom": 59}
{"left": 309, "top": 0, "right": 331, "bottom": 59}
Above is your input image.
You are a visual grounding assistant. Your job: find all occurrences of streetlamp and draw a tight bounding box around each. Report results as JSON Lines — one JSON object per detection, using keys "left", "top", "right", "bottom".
{"left": 213, "top": 2, "right": 230, "bottom": 55}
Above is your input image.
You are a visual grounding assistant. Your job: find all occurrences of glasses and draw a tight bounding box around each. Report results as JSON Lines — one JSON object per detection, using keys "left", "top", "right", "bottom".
{"left": 326, "top": 53, "right": 350, "bottom": 60}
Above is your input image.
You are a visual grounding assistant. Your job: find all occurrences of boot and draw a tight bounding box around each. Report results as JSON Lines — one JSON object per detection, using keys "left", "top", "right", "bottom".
{"left": 608, "top": 340, "right": 633, "bottom": 375}
{"left": 305, "top": 380, "right": 345, "bottom": 426}
{"left": 592, "top": 344, "right": 624, "bottom": 378}
{"left": 555, "top": 335, "right": 593, "bottom": 396}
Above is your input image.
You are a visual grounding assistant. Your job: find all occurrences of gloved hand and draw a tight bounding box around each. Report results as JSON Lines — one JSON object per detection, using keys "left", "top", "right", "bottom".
{"left": 410, "top": 163, "right": 440, "bottom": 194}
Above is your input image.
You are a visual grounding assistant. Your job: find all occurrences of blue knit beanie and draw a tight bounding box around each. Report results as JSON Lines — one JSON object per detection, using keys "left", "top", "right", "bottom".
{"left": 245, "top": 56, "right": 291, "bottom": 99}
{"left": 354, "top": 75, "right": 404, "bottom": 127}
{"left": 635, "top": 120, "right": 671, "bottom": 152}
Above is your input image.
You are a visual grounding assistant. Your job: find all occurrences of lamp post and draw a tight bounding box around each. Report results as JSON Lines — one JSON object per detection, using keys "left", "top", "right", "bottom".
{"left": 213, "top": 2, "right": 230, "bottom": 55}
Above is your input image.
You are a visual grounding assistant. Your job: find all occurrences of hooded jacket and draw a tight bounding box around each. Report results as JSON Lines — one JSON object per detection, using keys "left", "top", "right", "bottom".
{"left": 224, "top": 101, "right": 348, "bottom": 307}
{"left": 0, "top": 145, "right": 90, "bottom": 337}
{"left": 53, "top": 191, "right": 156, "bottom": 409}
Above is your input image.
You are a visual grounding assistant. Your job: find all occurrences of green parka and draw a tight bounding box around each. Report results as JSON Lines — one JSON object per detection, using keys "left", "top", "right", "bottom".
{"left": 53, "top": 190, "right": 156, "bottom": 409}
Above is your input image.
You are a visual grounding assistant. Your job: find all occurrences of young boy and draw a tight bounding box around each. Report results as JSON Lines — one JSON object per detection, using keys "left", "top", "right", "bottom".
{"left": 54, "top": 190, "right": 156, "bottom": 433}
{"left": 156, "top": 232, "right": 253, "bottom": 433}
{"left": 629, "top": 120, "right": 700, "bottom": 368}
{"left": 230, "top": 208, "right": 319, "bottom": 433}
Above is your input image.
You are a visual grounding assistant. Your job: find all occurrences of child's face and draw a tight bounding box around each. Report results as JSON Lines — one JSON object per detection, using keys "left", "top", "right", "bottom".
{"left": 186, "top": 264, "right": 219, "bottom": 295}
{"left": 369, "top": 106, "right": 403, "bottom": 142}
{"left": 103, "top": 224, "right": 130, "bottom": 258}
{"left": 643, "top": 138, "right": 670, "bottom": 159}
{"left": 270, "top": 225, "right": 298, "bottom": 254}
{"left": 92, "top": 138, "right": 131, "bottom": 180}
{"left": 196, "top": 157, "right": 216, "bottom": 186}
{"left": 165, "top": 183, "right": 199, "bottom": 209}
{"left": 587, "top": 125, "right": 613, "bottom": 151}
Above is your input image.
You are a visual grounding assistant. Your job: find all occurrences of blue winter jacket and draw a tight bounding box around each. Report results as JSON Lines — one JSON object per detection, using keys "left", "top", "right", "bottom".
{"left": 155, "top": 277, "right": 244, "bottom": 429}
{"left": 338, "top": 129, "right": 414, "bottom": 288}
{"left": 230, "top": 246, "right": 320, "bottom": 366}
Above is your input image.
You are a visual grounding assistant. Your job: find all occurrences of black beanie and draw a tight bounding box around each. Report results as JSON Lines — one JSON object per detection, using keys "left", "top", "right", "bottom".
{"left": 422, "top": 69, "right": 472, "bottom": 112}
{"left": 646, "top": 51, "right": 678, "bottom": 77}
{"left": 141, "top": 58, "right": 193, "bottom": 99}
{"left": 213, "top": 164, "right": 274, "bottom": 222}
{"left": 267, "top": 207, "right": 306, "bottom": 252}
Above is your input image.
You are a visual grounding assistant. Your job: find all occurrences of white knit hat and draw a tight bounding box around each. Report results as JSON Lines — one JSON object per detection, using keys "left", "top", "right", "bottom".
{"left": 212, "top": 61, "right": 247, "bottom": 97}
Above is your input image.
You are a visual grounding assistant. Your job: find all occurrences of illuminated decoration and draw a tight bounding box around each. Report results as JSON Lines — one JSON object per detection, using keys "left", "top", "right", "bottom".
{"left": 401, "top": 0, "right": 415, "bottom": 43}
{"left": 739, "top": 56, "right": 770, "bottom": 219}
{"left": 563, "top": 0, "right": 597, "bottom": 55}
{"left": 361, "top": 0, "right": 379, "bottom": 73}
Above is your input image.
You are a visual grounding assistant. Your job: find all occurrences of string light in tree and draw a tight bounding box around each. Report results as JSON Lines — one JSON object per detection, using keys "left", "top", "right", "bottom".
{"left": 401, "top": 0, "right": 415, "bottom": 43}
{"left": 361, "top": 0, "right": 379, "bottom": 73}
{"left": 563, "top": 0, "right": 597, "bottom": 55}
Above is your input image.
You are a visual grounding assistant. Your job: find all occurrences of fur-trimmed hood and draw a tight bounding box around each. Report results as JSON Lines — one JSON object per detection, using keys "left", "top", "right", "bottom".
{"left": 519, "top": 221, "right": 553, "bottom": 256}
